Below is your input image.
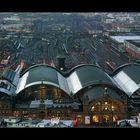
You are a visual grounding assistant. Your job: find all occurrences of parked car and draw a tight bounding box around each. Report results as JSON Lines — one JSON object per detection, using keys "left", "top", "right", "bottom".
{"left": 117, "top": 119, "right": 138, "bottom": 128}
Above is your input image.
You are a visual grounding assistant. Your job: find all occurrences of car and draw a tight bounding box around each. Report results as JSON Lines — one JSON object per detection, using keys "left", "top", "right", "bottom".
{"left": 117, "top": 119, "right": 138, "bottom": 128}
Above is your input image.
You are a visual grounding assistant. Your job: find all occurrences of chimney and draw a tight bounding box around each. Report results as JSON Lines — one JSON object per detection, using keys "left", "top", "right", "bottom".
{"left": 57, "top": 55, "right": 66, "bottom": 71}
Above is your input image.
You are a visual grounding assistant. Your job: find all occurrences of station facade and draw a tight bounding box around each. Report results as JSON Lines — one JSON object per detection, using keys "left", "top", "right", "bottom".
{"left": 0, "top": 64, "right": 140, "bottom": 125}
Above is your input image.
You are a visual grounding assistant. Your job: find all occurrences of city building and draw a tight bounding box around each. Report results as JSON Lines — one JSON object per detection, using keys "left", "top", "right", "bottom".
{"left": 1, "top": 13, "right": 140, "bottom": 127}
{"left": 1, "top": 64, "right": 139, "bottom": 125}
{"left": 124, "top": 40, "right": 140, "bottom": 59}
{"left": 109, "top": 35, "right": 140, "bottom": 53}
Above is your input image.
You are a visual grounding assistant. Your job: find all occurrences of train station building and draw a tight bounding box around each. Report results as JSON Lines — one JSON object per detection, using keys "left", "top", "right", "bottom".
{"left": 0, "top": 63, "right": 140, "bottom": 125}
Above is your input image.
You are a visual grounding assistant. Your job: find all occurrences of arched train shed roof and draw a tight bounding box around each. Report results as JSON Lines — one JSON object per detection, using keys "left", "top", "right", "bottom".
{"left": 16, "top": 64, "right": 70, "bottom": 95}
{"left": 66, "top": 64, "right": 116, "bottom": 94}
{"left": 112, "top": 63, "right": 140, "bottom": 97}
{"left": 16, "top": 64, "right": 117, "bottom": 96}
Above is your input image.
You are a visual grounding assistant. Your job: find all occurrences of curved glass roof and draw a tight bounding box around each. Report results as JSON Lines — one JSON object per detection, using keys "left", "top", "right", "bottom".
{"left": 67, "top": 65, "right": 115, "bottom": 94}
{"left": 16, "top": 64, "right": 116, "bottom": 96}
{"left": 26, "top": 65, "right": 59, "bottom": 85}
{"left": 21, "top": 64, "right": 63, "bottom": 76}
{"left": 16, "top": 65, "right": 69, "bottom": 95}
{"left": 112, "top": 64, "right": 140, "bottom": 96}
{"left": 72, "top": 65, "right": 114, "bottom": 86}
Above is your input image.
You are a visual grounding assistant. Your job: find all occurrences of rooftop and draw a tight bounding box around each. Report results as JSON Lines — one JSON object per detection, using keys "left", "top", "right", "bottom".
{"left": 112, "top": 63, "right": 140, "bottom": 96}
{"left": 126, "top": 40, "right": 140, "bottom": 48}
{"left": 110, "top": 36, "right": 140, "bottom": 43}
{"left": 16, "top": 64, "right": 115, "bottom": 95}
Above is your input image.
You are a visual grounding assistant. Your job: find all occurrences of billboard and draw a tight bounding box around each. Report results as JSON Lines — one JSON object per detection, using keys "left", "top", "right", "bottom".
{"left": 85, "top": 116, "right": 90, "bottom": 124}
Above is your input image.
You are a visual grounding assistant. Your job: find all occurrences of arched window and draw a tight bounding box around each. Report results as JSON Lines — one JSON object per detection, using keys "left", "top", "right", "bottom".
{"left": 91, "top": 100, "right": 120, "bottom": 112}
